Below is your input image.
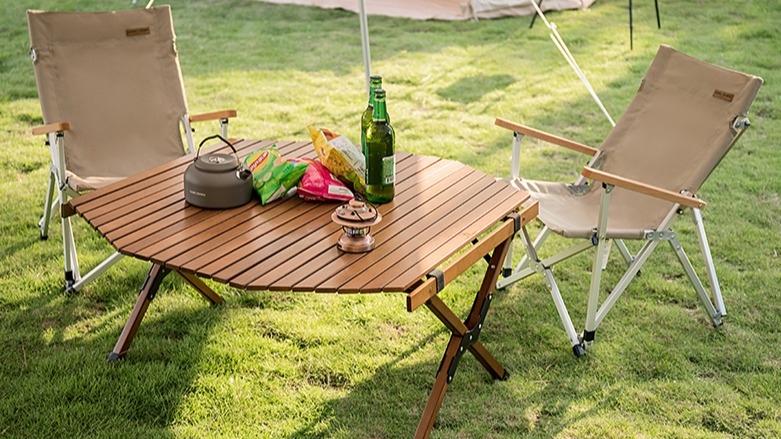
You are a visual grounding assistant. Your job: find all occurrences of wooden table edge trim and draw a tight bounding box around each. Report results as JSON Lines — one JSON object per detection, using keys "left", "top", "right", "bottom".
{"left": 406, "top": 201, "right": 538, "bottom": 311}
{"left": 377, "top": 186, "right": 528, "bottom": 294}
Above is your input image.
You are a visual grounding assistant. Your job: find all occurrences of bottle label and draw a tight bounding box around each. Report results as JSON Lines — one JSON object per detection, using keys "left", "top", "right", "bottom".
{"left": 382, "top": 155, "right": 395, "bottom": 185}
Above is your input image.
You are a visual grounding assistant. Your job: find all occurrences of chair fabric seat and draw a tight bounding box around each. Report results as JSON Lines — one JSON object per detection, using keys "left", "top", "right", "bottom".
{"left": 512, "top": 178, "right": 675, "bottom": 239}
{"left": 65, "top": 172, "right": 126, "bottom": 192}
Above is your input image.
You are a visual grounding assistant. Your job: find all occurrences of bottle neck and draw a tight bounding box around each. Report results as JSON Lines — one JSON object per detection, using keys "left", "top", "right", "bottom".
{"left": 372, "top": 98, "right": 387, "bottom": 122}
{"left": 368, "top": 81, "right": 381, "bottom": 106}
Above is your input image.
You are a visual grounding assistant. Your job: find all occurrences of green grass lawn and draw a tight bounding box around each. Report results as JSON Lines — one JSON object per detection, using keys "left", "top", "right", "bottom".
{"left": 2, "top": 0, "right": 781, "bottom": 437}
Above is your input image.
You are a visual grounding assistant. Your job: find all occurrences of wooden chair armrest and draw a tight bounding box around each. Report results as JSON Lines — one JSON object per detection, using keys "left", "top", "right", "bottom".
{"left": 189, "top": 109, "right": 237, "bottom": 123}
{"left": 31, "top": 122, "right": 71, "bottom": 136}
{"left": 582, "top": 167, "right": 706, "bottom": 209}
{"left": 495, "top": 117, "right": 599, "bottom": 156}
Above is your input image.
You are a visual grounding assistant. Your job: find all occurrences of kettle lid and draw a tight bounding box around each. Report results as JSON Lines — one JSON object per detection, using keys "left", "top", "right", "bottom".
{"left": 194, "top": 153, "right": 239, "bottom": 172}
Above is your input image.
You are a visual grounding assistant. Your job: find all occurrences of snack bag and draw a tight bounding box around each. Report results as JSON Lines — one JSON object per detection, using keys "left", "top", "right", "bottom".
{"left": 291, "top": 158, "right": 354, "bottom": 202}
{"left": 308, "top": 126, "right": 366, "bottom": 192}
{"left": 244, "top": 146, "right": 308, "bottom": 205}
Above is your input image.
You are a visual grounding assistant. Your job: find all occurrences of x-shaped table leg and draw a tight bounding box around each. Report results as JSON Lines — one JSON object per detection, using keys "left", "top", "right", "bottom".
{"left": 414, "top": 236, "right": 512, "bottom": 438}
{"left": 108, "top": 264, "right": 223, "bottom": 362}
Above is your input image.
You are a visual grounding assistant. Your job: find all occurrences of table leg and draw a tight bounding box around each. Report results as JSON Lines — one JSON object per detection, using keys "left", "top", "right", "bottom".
{"left": 108, "top": 266, "right": 224, "bottom": 362}
{"left": 415, "top": 236, "right": 512, "bottom": 438}
{"left": 176, "top": 270, "right": 224, "bottom": 305}
{"left": 108, "top": 263, "right": 170, "bottom": 362}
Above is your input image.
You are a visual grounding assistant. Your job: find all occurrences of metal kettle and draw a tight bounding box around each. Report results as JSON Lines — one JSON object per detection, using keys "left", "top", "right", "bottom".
{"left": 184, "top": 134, "right": 253, "bottom": 209}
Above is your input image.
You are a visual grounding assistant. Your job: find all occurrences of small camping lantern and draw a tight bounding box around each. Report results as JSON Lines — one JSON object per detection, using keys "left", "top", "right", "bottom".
{"left": 331, "top": 198, "right": 382, "bottom": 253}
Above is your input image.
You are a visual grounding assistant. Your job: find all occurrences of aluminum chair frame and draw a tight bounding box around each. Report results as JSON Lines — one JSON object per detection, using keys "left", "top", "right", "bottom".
{"left": 34, "top": 117, "right": 232, "bottom": 294}
{"left": 29, "top": 7, "right": 236, "bottom": 293}
{"left": 499, "top": 117, "right": 751, "bottom": 356}
{"left": 494, "top": 45, "right": 761, "bottom": 356}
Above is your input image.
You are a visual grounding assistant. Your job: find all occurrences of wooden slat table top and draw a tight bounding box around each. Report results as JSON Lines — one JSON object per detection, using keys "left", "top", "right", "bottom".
{"left": 71, "top": 139, "right": 529, "bottom": 294}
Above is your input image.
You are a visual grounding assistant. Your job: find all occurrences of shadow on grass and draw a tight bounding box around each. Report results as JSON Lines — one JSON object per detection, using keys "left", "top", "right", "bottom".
{"left": 437, "top": 74, "right": 517, "bottom": 104}
{"left": 0, "top": 266, "right": 227, "bottom": 438}
{"left": 284, "top": 289, "right": 599, "bottom": 438}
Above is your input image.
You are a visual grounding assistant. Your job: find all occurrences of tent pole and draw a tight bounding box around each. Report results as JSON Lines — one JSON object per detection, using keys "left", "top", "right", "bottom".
{"left": 529, "top": 0, "right": 615, "bottom": 127}
{"left": 358, "top": 0, "right": 372, "bottom": 98}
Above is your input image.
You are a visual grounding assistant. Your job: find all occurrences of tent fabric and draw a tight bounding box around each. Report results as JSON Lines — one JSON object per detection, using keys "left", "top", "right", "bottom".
{"left": 259, "top": 0, "right": 595, "bottom": 20}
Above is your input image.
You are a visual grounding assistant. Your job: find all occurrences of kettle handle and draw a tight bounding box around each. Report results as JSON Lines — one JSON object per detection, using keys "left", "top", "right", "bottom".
{"left": 196, "top": 134, "right": 239, "bottom": 161}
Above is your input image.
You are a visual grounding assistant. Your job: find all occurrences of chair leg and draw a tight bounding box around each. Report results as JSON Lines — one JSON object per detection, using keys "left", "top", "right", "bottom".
{"left": 502, "top": 131, "right": 525, "bottom": 278}
{"left": 497, "top": 225, "right": 551, "bottom": 289}
{"left": 68, "top": 252, "right": 124, "bottom": 294}
{"left": 614, "top": 239, "right": 634, "bottom": 266}
{"left": 542, "top": 267, "right": 585, "bottom": 356}
{"left": 691, "top": 208, "right": 726, "bottom": 316}
{"left": 584, "top": 236, "right": 608, "bottom": 346}
{"left": 49, "top": 131, "right": 82, "bottom": 291}
{"left": 668, "top": 235, "right": 722, "bottom": 326}
{"left": 39, "top": 169, "right": 57, "bottom": 240}
{"left": 584, "top": 184, "right": 614, "bottom": 346}
{"left": 517, "top": 227, "right": 584, "bottom": 356}
{"left": 593, "top": 238, "right": 661, "bottom": 328}
{"left": 61, "top": 215, "right": 80, "bottom": 291}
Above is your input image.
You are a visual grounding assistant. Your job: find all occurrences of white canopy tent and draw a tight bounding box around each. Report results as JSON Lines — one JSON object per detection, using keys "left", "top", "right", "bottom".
{"left": 260, "top": 0, "right": 595, "bottom": 21}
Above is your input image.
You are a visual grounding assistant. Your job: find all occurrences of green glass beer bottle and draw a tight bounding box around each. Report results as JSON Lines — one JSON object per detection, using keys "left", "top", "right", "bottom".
{"left": 361, "top": 75, "right": 383, "bottom": 157}
{"left": 364, "top": 88, "right": 395, "bottom": 203}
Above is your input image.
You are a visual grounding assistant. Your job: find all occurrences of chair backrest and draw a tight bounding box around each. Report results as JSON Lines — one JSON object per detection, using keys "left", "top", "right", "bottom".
{"left": 28, "top": 6, "right": 189, "bottom": 181}
{"left": 600, "top": 44, "right": 763, "bottom": 196}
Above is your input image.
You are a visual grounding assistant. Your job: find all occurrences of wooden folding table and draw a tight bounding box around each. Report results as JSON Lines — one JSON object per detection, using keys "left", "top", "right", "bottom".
{"left": 68, "top": 139, "right": 537, "bottom": 438}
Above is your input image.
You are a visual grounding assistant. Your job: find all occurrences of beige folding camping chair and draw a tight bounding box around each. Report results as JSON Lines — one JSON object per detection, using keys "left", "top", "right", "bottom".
{"left": 495, "top": 45, "right": 762, "bottom": 356}
{"left": 28, "top": 6, "right": 236, "bottom": 293}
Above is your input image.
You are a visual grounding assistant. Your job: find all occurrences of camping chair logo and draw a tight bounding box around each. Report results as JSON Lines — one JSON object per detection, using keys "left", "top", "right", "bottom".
{"left": 713, "top": 89, "right": 735, "bottom": 102}
{"left": 126, "top": 27, "right": 150, "bottom": 37}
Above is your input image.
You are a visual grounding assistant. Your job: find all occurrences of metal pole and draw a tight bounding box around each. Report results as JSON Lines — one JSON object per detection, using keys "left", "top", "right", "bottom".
{"left": 529, "top": 0, "right": 544, "bottom": 28}
{"left": 629, "top": 0, "right": 634, "bottom": 50}
{"left": 358, "top": 0, "right": 372, "bottom": 98}
{"left": 529, "top": 0, "right": 615, "bottom": 127}
{"left": 655, "top": 0, "right": 661, "bottom": 29}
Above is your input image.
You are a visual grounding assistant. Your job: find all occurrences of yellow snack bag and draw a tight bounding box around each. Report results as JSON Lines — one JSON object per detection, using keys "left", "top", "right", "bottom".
{"left": 308, "top": 126, "right": 366, "bottom": 192}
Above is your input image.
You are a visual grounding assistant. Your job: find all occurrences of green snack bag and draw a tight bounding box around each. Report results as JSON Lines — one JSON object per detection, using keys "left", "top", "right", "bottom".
{"left": 260, "top": 159, "right": 308, "bottom": 204}
{"left": 244, "top": 146, "right": 309, "bottom": 205}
